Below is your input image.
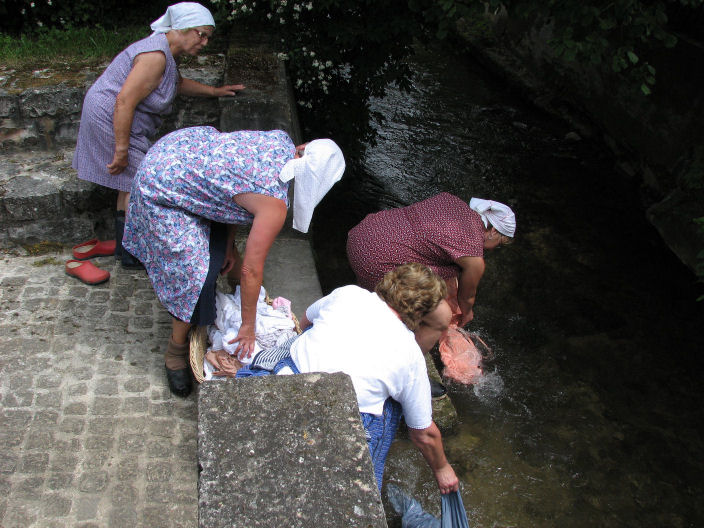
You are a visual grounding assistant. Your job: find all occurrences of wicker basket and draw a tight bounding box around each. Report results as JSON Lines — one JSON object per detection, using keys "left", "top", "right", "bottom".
{"left": 189, "top": 292, "right": 302, "bottom": 383}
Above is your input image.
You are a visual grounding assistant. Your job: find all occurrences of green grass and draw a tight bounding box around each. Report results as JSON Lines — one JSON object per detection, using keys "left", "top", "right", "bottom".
{"left": 0, "top": 26, "right": 149, "bottom": 66}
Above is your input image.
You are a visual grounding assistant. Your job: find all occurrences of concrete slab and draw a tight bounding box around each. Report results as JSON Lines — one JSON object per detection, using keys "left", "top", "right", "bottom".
{"left": 220, "top": 32, "right": 302, "bottom": 144}
{"left": 262, "top": 235, "right": 323, "bottom": 317}
{"left": 198, "top": 374, "right": 387, "bottom": 528}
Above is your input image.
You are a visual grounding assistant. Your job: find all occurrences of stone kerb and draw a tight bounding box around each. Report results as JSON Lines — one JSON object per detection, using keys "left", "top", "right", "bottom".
{"left": 198, "top": 373, "right": 387, "bottom": 528}
{"left": 220, "top": 32, "right": 302, "bottom": 144}
{"left": 0, "top": 150, "right": 114, "bottom": 248}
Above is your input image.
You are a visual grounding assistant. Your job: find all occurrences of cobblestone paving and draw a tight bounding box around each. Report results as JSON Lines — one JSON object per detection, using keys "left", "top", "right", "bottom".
{"left": 0, "top": 250, "right": 198, "bottom": 527}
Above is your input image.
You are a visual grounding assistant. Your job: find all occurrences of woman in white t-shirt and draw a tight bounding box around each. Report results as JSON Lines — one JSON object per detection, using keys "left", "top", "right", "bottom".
{"left": 291, "top": 263, "right": 459, "bottom": 494}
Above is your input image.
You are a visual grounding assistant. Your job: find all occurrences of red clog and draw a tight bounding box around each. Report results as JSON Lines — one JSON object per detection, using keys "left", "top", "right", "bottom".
{"left": 72, "top": 238, "right": 116, "bottom": 260}
{"left": 65, "top": 260, "right": 110, "bottom": 285}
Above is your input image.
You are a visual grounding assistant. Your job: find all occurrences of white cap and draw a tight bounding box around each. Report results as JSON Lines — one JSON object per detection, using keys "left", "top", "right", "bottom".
{"left": 469, "top": 197, "right": 516, "bottom": 237}
{"left": 279, "top": 139, "right": 345, "bottom": 233}
{"left": 150, "top": 2, "right": 215, "bottom": 34}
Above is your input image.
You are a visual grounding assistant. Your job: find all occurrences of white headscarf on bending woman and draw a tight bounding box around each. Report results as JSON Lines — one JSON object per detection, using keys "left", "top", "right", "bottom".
{"left": 150, "top": 2, "right": 215, "bottom": 34}
{"left": 469, "top": 197, "right": 516, "bottom": 237}
{"left": 279, "top": 139, "right": 346, "bottom": 233}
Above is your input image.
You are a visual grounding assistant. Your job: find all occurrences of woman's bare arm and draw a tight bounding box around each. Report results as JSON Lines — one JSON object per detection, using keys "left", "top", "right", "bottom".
{"left": 108, "top": 51, "right": 166, "bottom": 175}
{"left": 407, "top": 422, "right": 459, "bottom": 494}
{"left": 178, "top": 76, "right": 245, "bottom": 97}
{"left": 454, "top": 255, "right": 485, "bottom": 326}
{"left": 228, "top": 193, "right": 287, "bottom": 359}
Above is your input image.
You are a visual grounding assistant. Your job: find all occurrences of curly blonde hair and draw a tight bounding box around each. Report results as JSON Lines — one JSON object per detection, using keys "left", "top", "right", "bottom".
{"left": 375, "top": 263, "right": 447, "bottom": 331}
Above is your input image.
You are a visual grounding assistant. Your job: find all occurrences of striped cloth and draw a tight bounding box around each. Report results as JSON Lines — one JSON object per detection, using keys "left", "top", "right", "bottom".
{"left": 252, "top": 335, "right": 300, "bottom": 371}
{"left": 235, "top": 338, "right": 403, "bottom": 491}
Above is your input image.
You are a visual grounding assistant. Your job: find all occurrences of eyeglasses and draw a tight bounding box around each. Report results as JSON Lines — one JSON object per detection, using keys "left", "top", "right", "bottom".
{"left": 193, "top": 29, "right": 211, "bottom": 41}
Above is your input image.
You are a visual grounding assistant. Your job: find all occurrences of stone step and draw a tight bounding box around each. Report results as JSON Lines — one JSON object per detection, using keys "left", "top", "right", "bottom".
{"left": 0, "top": 148, "right": 113, "bottom": 249}
{"left": 0, "top": 56, "right": 226, "bottom": 250}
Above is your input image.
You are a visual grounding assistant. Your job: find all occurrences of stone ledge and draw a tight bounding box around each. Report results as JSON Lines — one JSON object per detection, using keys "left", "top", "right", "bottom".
{"left": 198, "top": 373, "right": 387, "bottom": 528}
{"left": 221, "top": 31, "right": 302, "bottom": 144}
{"left": 0, "top": 56, "right": 226, "bottom": 248}
{"left": 0, "top": 149, "right": 114, "bottom": 248}
{"left": 0, "top": 55, "right": 226, "bottom": 152}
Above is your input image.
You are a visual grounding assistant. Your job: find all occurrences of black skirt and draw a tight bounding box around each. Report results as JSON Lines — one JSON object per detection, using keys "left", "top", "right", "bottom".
{"left": 189, "top": 221, "right": 228, "bottom": 326}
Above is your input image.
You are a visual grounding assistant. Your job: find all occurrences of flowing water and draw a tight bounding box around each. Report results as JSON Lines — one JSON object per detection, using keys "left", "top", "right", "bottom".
{"left": 307, "top": 44, "right": 704, "bottom": 527}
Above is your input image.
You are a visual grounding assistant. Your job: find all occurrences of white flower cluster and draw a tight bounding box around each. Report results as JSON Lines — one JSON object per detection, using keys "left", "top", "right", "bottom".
{"left": 293, "top": 49, "right": 335, "bottom": 94}
{"left": 226, "top": 0, "right": 336, "bottom": 103}
{"left": 228, "top": 0, "right": 256, "bottom": 17}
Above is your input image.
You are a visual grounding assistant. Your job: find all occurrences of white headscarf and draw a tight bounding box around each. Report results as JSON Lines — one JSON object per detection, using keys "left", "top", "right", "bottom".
{"left": 150, "top": 2, "right": 215, "bottom": 34}
{"left": 469, "top": 197, "right": 516, "bottom": 237}
{"left": 279, "top": 139, "right": 346, "bottom": 233}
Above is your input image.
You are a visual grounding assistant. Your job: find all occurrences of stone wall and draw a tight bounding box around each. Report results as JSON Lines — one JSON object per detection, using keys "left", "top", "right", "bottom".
{"left": 0, "top": 56, "right": 224, "bottom": 153}
{"left": 0, "top": 56, "right": 225, "bottom": 248}
{"left": 457, "top": 16, "right": 704, "bottom": 273}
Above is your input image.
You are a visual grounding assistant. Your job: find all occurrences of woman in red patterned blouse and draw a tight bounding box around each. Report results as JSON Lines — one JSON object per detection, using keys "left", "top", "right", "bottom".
{"left": 346, "top": 192, "right": 515, "bottom": 351}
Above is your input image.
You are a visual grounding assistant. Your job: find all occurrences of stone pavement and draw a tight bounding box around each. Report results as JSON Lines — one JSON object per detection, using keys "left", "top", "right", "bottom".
{"left": 0, "top": 250, "right": 198, "bottom": 527}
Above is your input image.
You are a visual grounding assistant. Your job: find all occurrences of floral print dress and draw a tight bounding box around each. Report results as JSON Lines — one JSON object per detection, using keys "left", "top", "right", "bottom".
{"left": 123, "top": 126, "right": 294, "bottom": 322}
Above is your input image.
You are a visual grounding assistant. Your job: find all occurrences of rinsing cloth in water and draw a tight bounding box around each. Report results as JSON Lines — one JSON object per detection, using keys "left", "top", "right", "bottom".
{"left": 236, "top": 339, "right": 403, "bottom": 491}
{"left": 346, "top": 193, "right": 485, "bottom": 291}
{"left": 438, "top": 278, "right": 483, "bottom": 384}
{"left": 439, "top": 327, "right": 483, "bottom": 384}
{"left": 387, "top": 484, "right": 470, "bottom": 528}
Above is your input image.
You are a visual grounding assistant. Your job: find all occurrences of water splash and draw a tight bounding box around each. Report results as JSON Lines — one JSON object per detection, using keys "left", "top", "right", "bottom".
{"left": 472, "top": 370, "right": 504, "bottom": 401}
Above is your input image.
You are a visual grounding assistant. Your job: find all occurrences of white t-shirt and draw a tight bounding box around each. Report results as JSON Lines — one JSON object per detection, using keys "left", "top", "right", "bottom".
{"left": 290, "top": 285, "right": 432, "bottom": 429}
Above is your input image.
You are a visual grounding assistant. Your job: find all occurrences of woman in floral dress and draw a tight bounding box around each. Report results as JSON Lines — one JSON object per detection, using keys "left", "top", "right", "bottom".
{"left": 123, "top": 126, "right": 345, "bottom": 396}
{"left": 73, "top": 2, "right": 244, "bottom": 269}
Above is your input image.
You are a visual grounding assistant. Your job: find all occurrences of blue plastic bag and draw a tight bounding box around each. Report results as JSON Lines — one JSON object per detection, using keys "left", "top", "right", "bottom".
{"left": 387, "top": 484, "right": 469, "bottom": 528}
{"left": 441, "top": 490, "right": 470, "bottom": 528}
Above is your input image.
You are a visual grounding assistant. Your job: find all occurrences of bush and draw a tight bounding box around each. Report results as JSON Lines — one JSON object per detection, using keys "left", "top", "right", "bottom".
{"left": 0, "top": 0, "right": 227, "bottom": 35}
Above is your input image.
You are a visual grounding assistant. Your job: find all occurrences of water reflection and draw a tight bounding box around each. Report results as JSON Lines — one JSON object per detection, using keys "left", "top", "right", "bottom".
{"left": 307, "top": 43, "right": 704, "bottom": 527}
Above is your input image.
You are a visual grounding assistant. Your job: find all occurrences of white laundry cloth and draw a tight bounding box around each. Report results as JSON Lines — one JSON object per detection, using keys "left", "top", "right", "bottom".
{"left": 204, "top": 286, "right": 297, "bottom": 379}
{"left": 469, "top": 197, "right": 516, "bottom": 237}
{"left": 150, "top": 2, "right": 215, "bottom": 34}
{"left": 279, "top": 139, "right": 345, "bottom": 233}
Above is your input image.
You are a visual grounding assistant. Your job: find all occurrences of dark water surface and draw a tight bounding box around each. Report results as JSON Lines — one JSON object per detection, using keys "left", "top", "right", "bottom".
{"left": 309, "top": 44, "right": 704, "bottom": 527}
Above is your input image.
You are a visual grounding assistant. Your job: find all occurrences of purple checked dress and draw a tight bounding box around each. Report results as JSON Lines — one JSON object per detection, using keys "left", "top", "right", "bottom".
{"left": 122, "top": 126, "right": 294, "bottom": 322}
{"left": 72, "top": 33, "right": 179, "bottom": 192}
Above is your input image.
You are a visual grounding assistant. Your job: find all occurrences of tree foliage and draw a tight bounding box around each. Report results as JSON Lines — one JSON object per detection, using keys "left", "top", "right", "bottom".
{"left": 217, "top": 0, "right": 450, "bottom": 149}
{"left": 220, "top": 0, "right": 703, "bottom": 140}
{"left": 411, "top": 0, "right": 703, "bottom": 95}
{"left": 0, "top": 0, "right": 172, "bottom": 34}
{"left": 489, "top": 0, "right": 702, "bottom": 95}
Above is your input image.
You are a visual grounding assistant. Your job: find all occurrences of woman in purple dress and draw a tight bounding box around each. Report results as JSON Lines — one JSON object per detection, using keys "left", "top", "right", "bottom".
{"left": 123, "top": 126, "right": 345, "bottom": 397}
{"left": 72, "top": 2, "right": 244, "bottom": 268}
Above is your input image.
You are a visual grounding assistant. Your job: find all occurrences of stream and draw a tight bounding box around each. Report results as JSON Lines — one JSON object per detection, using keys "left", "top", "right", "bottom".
{"left": 306, "top": 43, "right": 704, "bottom": 527}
